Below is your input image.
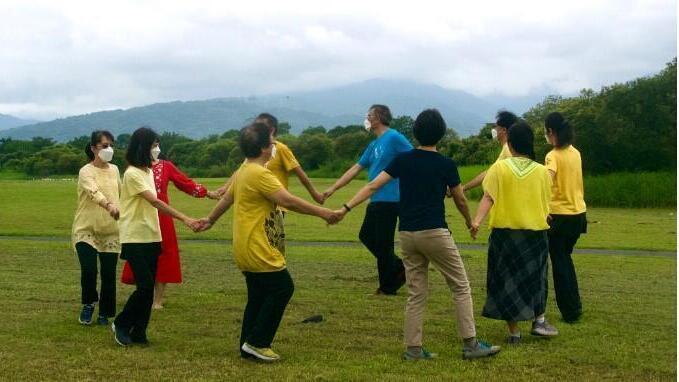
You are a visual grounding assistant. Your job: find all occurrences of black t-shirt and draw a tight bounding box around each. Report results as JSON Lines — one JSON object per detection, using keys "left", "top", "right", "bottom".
{"left": 384, "top": 149, "right": 461, "bottom": 232}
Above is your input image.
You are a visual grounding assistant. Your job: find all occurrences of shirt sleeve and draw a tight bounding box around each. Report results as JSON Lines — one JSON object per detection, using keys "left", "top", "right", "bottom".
{"left": 544, "top": 151, "right": 557, "bottom": 174}
{"left": 395, "top": 133, "right": 413, "bottom": 153}
{"left": 256, "top": 169, "right": 284, "bottom": 196}
{"left": 167, "top": 161, "right": 208, "bottom": 198}
{"left": 445, "top": 159, "right": 461, "bottom": 188}
{"left": 482, "top": 163, "right": 500, "bottom": 201}
{"left": 78, "top": 166, "right": 108, "bottom": 206}
{"left": 279, "top": 144, "right": 301, "bottom": 172}
{"left": 358, "top": 142, "right": 374, "bottom": 167}
{"left": 384, "top": 155, "right": 402, "bottom": 179}
{"left": 126, "top": 168, "right": 154, "bottom": 196}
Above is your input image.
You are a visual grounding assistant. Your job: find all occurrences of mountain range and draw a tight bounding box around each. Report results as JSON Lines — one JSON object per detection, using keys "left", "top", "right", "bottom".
{"left": 0, "top": 79, "right": 553, "bottom": 141}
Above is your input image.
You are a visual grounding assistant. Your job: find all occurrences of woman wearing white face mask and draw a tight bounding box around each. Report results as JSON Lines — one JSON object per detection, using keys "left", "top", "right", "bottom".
{"left": 121, "top": 140, "right": 218, "bottom": 309}
{"left": 72, "top": 130, "right": 122, "bottom": 326}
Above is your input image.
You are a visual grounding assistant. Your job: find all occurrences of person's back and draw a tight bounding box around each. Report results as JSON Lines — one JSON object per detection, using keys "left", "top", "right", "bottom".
{"left": 483, "top": 157, "right": 551, "bottom": 231}
{"left": 385, "top": 149, "right": 460, "bottom": 232}
{"left": 232, "top": 161, "right": 286, "bottom": 272}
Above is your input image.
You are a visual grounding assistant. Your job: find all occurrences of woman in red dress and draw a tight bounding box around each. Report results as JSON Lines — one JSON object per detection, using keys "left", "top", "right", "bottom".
{"left": 122, "top": 154, "right": 218, "bottom": 309}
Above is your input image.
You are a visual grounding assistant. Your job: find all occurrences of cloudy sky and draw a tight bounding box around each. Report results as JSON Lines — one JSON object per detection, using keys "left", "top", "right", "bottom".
{"left": 0, "top": 0, "right": 675, "bottom": 120}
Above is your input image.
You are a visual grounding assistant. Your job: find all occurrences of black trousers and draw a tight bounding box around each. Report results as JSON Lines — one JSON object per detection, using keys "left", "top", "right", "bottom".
{"left": 114, "top": 242, "right": 161, "bottom": 339}
{"left": 239, "top": 269, "right": 294, "bottom": 355}
{"left": 359, "top": 202, "right": 405, "bottom": 294}
{"left": 548, "top": 213, "right": 587, "bottom": 321}
{"left": 75, "top": 242, "right": 118, "bottom": 317}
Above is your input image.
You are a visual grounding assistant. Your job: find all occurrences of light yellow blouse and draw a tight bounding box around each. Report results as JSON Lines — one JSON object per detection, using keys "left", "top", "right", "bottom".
{"left": 72, "top": 163, "right": 122, "bottom": 253}
{"left": 119, "top": 166, "right": 162, "bottom": 244}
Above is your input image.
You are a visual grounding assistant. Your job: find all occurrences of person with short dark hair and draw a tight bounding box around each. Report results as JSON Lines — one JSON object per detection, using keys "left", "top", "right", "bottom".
{"left": 472, "top": 121, "right": 558, "bottom": 344}
{"left": 72, "top": 130, "right": 120, "bottom": 326}
{"left": 195, "top": 122, "right": 338, "bottom": 362}
{"left": 112, "top": 126, "right": 199, "bottom": 346}
{"left": 334, "top": 109, "right": 500, "bottom": 360}
{"left": 324, "top": 104, "right": 413, "bottom": 295}
{"left": 544, "top": 112, "right": 586, "bottom": 322}
{"left": 462, "top": 110, "right": 518, "bottom": 191}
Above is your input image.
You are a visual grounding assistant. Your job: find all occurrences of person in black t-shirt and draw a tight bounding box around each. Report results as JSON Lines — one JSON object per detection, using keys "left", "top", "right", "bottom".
{"left": 332, "top": 109, "right": 500, "bottom": 361}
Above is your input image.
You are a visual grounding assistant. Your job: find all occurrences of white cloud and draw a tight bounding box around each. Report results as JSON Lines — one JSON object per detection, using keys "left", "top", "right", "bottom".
{"left": 0, "top": 0, "right": 675, "bottom": 119}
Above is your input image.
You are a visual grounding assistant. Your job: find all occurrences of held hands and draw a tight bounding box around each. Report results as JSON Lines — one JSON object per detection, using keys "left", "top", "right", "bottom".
{"left": 106, "top": 204, "right": 120, "bottom": 220}
{"left": 320, "top": 207, "right": 346, "bottom": 225}
{"left": 311, "top": 189, "right": 325, "bottom": 205}
{"left": 321, "top": 188, "right": 335, "bottom": 203}
{"left": 469, "top": 220, "right": 480, "bottom": 240}
{"left": 190, "top": 217, "right": 213, "bottom": 233}
{"left": 206, "top": 190, "right": 221, "bottom": 200}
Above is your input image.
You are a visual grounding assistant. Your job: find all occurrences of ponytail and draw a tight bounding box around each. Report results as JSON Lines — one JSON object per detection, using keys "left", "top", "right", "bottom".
{"left": 545, "top": 112, "right": 573, "bottom": 148}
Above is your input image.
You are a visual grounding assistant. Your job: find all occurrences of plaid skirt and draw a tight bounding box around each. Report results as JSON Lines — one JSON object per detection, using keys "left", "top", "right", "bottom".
{"left": 482, "top": 228, "right": 549, "bottom": 322}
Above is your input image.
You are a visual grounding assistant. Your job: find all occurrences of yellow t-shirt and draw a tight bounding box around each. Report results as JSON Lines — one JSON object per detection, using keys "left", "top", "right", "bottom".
{"left": 545, "top": 145, "right": 587, "bottom": 215}
{"left": 495, "top": 143, "right": 512, "bottom": 163}
{"left": 72, "top": 163, "right": 122, "bottom": 253}
{"left": 230, "top": 162, "right": 285, "bottom": 272}
{"left": 266, "top": 141, "right": 300, "bottom": 189}
{"left": 483, "top": 158, "right": 551, "bottom": 230}
{"left": 119, "top": 166, "right": 162, "bottom": 244}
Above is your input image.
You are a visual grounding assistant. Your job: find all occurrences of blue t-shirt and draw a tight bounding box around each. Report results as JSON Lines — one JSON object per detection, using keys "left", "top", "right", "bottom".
{"left": 358, "top": 129, "right": 413, "bottom": 202}
{"left": 385, "top": 149, "right": 461, "bottom": 232}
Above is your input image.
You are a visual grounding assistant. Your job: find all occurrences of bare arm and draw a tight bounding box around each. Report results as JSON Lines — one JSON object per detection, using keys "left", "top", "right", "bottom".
{"left": 450, "top": 184, "right": 473, "bottom": 228}
{"left": 292, "top": 166, "right": 323, "bottom": 204}
{"left": 324, "top": 163, "right": 363, "bottom": 200}
{"left": 267, "top": 188, "right": 333, "bottom": 222}
{"left": 344, "top": 171, "right": 393, "bottom": 210}
{"left": 470, "top": 192, "right": 494, "bottom": 239}
{"left": 462, "top": 170, "right": 487, "bottom": 192}
{"left": 139, "top": 190, "right": 194, "bottom": 227}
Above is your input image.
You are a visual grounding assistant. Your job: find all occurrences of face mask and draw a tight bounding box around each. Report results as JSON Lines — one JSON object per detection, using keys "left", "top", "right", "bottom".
{"left": 98, "top": 147, "right": 114, "bottom": 162}
{"left": 151, "top": 146, "right": 161, "bottom": 160}
{"left": 270, "top": 144, "right": 277, "bottom": 158}
{"left": 491, "top": 128, "right": 498, "bottom": 140}
{"left": 363, "top": 119, "right": 371, "bottom": 131}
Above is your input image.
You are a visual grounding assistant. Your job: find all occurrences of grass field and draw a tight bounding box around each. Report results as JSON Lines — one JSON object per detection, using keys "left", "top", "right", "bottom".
{"left": 0, "top": 177, "right": 675, "bottom": 251}
{"left": 0, "top": 239, "right": 675, "bottom": 381}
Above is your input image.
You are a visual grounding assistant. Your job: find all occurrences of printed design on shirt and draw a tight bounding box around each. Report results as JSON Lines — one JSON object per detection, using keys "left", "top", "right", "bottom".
{"left": 372, "top": 144, "right": 384, "bottom": 162}
{"left": 506, "top": 157, "right": 539, "bottom": 179}
{"left": 153, "top": 161, "right": 163, "bottom": 194}
{"left": 264, "top": 208, "right": 285, "bottom": 255}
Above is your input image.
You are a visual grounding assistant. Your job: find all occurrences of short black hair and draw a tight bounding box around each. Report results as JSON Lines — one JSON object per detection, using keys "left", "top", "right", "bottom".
{"left": 126, "top": 126, "right": 159, "bottom": 168}
{"left": 370, "top": 104, "right": 392, "bottom": 126}
{"left": 545, "top": 112, "right": 573, "bottom": 148}
{"left": 413, "top": 109, "right": 446, "bottom": 146}
{"left": 239, "top": 122, "right": 272, "bottom": 159}
{"left": 495, "top": 110, "right": 518, "bottom": 129}
{"left": 255, "top": 113, "right": 279, "bottom": 135}
{"left": 507, "top": 121, "right": 535, "bottom": 160}
{"left": 85, "top": 130, "right": 114, "bottom": 161}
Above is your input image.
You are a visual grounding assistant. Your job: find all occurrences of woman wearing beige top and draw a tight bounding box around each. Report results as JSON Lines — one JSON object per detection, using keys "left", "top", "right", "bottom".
{"left": 72, "top": 130, "right": 121, "bottom": 326}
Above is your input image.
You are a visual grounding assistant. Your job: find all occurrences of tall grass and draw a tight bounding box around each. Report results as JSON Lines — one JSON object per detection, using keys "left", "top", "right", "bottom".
{"left": 585, "top": 171, "right": 676, "bottom": 208}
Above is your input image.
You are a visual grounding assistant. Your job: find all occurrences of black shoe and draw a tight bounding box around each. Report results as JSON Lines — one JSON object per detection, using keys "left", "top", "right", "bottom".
{"left": 97, "top": 315, "right": 109, "bottom": 326}
{"left": 79, "top": 304, "right": 95, "bottom": 325}
{"left": 112, "top": 323, "right": 132, "bottom": 346}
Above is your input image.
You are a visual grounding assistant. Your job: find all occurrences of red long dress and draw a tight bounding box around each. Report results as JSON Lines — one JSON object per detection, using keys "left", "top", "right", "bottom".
{"left": 121, "top": 160, "right": 207, "bottom": 284}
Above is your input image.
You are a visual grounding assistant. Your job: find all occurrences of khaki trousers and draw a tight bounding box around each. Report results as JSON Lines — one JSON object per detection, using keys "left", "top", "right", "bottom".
{"left": 399, "top": 228, "right": 476, "bottom": 346}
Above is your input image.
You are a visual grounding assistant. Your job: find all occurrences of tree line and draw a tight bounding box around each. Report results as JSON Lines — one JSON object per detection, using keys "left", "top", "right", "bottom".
{"left": 0, "top": 59, "right": 675, "bottom": 178}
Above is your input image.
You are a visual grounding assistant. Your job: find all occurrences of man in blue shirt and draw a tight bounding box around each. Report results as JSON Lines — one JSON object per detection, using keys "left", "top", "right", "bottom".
{"left": 324, "top": 104, "right": 413, "bottom": 294}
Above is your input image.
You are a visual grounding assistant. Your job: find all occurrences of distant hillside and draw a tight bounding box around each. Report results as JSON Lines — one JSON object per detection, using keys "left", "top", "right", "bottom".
{"left": 0, "top": 114, "right": 40, "bottom": 131}
{"left": 0, "top": 79, "right": 541, "bottom": 141}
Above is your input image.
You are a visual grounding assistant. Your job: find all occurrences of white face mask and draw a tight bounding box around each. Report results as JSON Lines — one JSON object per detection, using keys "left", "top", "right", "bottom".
{"left": 363, "top": 118, "right": 371, "bottom": 131}
{"left": 98, "top": 147, "right": 114, "bottom": 162}
{"left": 151, "top": 146, "right": 161, "bottom": 160}
{"left": 270, "top": 143, "right": 277, "bottom": 158}
{"left": 491, "top": 128, "right": 498, "bottom": 140}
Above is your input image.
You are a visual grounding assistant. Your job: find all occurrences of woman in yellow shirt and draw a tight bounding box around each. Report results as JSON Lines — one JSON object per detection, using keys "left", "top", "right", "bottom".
{"left": 544, "top": 112, "right": 586, "bottom": 323}
{"left": 472, "top": 121, "right": 558, "bottom": 344}
{"left": 112, "top": 127, "right": 199, "bottom": 347}
{"left": 72, "top": 131, "right": 121, "bottom": 326}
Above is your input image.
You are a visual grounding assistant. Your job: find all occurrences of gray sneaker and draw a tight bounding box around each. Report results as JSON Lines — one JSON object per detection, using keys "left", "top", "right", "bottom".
{"left": 531, "top": 320, "right": 559, "bottom": 337}
{"left": 462, "top": 340, "right": 501, "bottom": 359}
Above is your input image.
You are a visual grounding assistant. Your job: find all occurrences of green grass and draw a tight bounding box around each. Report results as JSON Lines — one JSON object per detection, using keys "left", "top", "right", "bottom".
{"left": 0, "top": 176, "right": 675, "bottom": 251}
{"left": 585, "top": 171, "right": 676, "bottom": 208}
{"left": 0, "top": 239, "right": 674, "bottom": 380}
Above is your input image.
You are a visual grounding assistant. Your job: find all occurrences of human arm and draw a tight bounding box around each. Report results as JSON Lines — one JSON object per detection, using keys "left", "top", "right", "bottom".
{"left": 196, "top": 187, "right": 235, "bottom": 232}
{"left": 470, "top": 192, "right": 494, "bottom": 240}
{"left": 333, "top": 171, "right": 393, "bottom": 220}
{"left": 292, "top": 166, "right": 324, "bottom": 204}
{"left": 266, "top": 188, "right": 336, "bottom": 224}
{"left": 139, "top": 190, "right": 197, "bottom": 229}
{"left": 462, "top": 170, "right": 487, "bottom": 192}
{"left": 166, "top": 161, "right": 209, "bottom": 198}
{"left": 79, "top": 167, "right": 119, "bottom": 219}
{"left": 450, "top": 184, "right": 473, "bottom": 230}
{"left": 323, "top": 163, "right": 363, "bottom": 201}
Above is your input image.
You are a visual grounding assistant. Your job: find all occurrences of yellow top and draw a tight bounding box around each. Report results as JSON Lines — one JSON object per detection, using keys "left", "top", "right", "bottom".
{"left": 266, "top": 141, "right": 300, "bottom": 189}
{"left": 544, "top": 145, "right": 587, "bottom": 215}
{"left": 72, "top": 163, "right": 122, "bottom": 253}
{"left": 483, "top": 157, "right": 551, "bottom": 230}
{"left": 229, "top": 162, "right": 285, "bottom": 272}
{"left": 495, "top": 143, "right": 512, "bottom": 163}
{"left": 119, "top": 166, "right": 162, "bottom": 244}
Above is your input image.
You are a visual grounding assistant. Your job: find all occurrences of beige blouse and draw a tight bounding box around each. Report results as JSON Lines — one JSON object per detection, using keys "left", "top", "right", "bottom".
{"left": 72, "top": 163, "right": 122, "bottom": 253}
